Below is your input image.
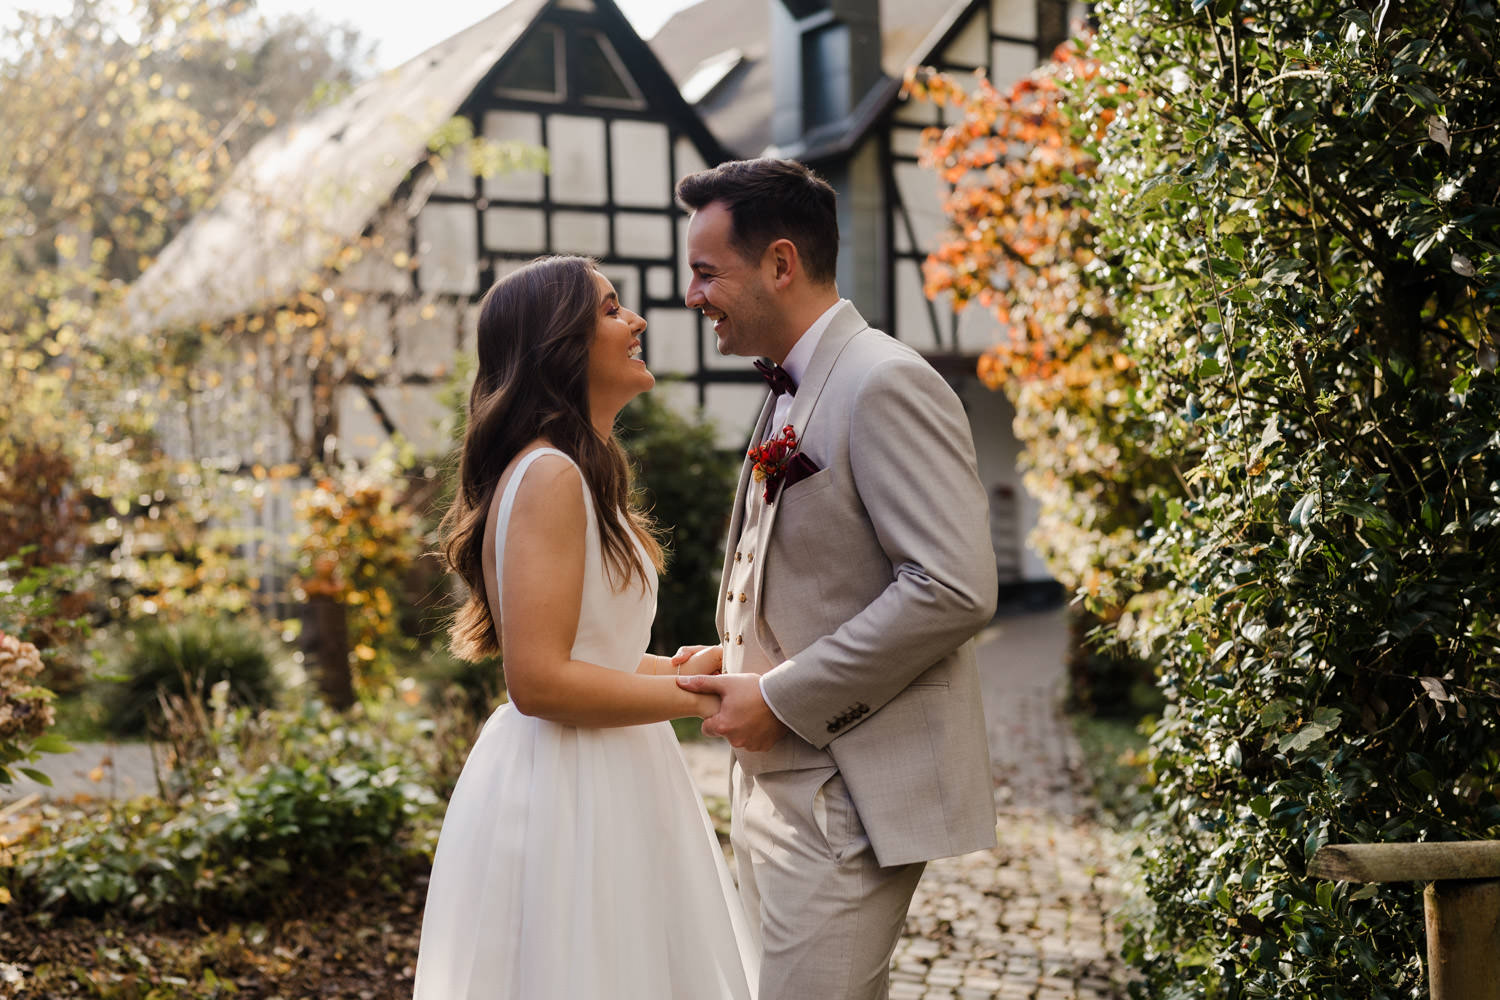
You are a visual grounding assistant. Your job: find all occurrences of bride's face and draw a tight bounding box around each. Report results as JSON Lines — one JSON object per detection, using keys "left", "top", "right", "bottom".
{"left": 585, "top": 270, "right": 652, "bottom": 421}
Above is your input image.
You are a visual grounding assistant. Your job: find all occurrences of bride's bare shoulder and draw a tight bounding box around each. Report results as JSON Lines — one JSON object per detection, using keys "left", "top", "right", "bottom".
{"left": 498, "top": 443, "right": 583, "bottom": 524}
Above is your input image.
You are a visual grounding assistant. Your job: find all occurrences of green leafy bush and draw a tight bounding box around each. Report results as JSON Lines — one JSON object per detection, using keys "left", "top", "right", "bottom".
{"left": 1071, "top": 0, "right": 1500, "bottom": 996}
{"left": 5, "top": 700, "right": 436, "bottom": 920}
{"left": 106, "top": 616, "right": 279, "bottom": 736}
{"left": 618, "top": 393, "right": 738, "bottom": 655}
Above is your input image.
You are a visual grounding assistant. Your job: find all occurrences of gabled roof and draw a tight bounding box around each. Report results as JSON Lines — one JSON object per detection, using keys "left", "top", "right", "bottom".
{"left": 125, "top": 0, "right": 550, "bottom": 333}
{"left": 650, "top": 0, "right": 976, "bottom": 160}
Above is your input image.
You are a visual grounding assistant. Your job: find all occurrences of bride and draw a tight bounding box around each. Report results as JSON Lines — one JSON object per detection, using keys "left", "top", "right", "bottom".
{"left": 414, "top": 255, "right": 757, "bottom": 999}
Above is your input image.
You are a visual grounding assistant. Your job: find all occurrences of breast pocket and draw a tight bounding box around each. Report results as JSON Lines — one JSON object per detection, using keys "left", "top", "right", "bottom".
{"left": 780, "top": 465, "right": 835, "bottom": 504}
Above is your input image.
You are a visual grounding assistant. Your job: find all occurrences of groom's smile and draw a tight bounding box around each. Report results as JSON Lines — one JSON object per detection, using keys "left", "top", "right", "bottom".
{"left": 685, "top": 201, "right": 780, "bottom": 359}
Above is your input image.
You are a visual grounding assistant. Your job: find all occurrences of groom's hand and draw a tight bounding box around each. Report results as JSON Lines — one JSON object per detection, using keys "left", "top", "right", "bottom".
{"left": 676, "top": 673, "right": 788, "bottom": 752}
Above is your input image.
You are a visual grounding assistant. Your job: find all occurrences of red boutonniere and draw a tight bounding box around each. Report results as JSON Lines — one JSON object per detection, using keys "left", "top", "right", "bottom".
{"left": 748, "top": 425, "right": 798, "bottom": 503}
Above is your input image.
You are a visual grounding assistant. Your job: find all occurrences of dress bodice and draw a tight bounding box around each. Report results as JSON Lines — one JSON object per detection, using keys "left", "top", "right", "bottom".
{"left": 493, "top": 447, "right": 657, "bottom": 672}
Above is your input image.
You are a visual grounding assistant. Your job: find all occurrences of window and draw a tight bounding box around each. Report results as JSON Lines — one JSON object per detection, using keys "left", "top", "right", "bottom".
{"left": 576, "top": 30, "right": 643, "bottom": 107}
{"left": 495, "top": 24, "right": 563, "bottom": 100}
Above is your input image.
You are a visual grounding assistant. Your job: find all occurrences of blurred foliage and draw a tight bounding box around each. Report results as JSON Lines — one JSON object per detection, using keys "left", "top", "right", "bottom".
{"left": 1, "top": 0, "right": 542, "bottom": 709}
{"left": 0, "top": 629, "right": 65, "bottom": 788}
{"left": 104, "top": 615, "right": 279, "bottom": 736}
{"left": 2, "top": 696, "right": 436, "bottom": 922}
{"left": 912, "top": 0, "right": 1500, "bottom": 995}
{"left": 0, "top": 557, "right": 84, "bottom": 785}
{"left": 289, "top": 455, "right": 424, "bottom": 699}
{"left": 618, "top": 394, "right": 738, "bottom": 656}
{"left": 903, "top": 45, "right": 1172, "bottom": 618}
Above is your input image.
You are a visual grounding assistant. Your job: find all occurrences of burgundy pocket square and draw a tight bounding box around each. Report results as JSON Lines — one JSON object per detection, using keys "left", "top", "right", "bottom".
{"left": 783, "top": 453, "right": 821, "bottom": 489}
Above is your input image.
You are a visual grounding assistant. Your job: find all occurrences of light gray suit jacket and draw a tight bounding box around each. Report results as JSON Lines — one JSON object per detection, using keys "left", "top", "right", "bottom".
{"left": 717, "top": 301, "right": 998, "bottom": 867}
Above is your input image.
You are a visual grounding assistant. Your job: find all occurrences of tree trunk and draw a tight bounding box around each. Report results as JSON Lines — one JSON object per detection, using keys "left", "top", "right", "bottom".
{"left": 306, "top": 593, "right": 354, "bottom": 710}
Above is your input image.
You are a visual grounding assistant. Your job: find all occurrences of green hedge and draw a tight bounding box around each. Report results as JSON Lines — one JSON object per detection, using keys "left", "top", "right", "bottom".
{"left": 618, "top": 393, "right": 738, "bottom": 656}
{"left": 1078, "top": 0, "right": 1500, "bottom": 996}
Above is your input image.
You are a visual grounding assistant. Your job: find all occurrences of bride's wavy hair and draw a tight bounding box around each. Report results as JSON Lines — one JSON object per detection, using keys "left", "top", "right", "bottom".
{"left": 440, "top": 255, "right": 663, "bottom": 661}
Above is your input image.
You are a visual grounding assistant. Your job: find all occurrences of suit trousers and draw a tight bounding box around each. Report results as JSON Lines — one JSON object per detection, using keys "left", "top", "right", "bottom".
{"left": 731, "top": 763, "right": 925, "bottom": 1000}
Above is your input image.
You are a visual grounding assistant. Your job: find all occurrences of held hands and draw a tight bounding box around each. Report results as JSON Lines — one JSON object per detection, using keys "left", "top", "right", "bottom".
{"left": 676, "top": 672, "right": 788, "bottom": 752}
{"left": 671, "top": 644, "right": 723, "bottom": 676}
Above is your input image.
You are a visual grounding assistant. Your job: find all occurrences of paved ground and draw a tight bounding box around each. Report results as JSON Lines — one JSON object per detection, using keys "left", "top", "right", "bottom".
{"left": 888, "top": 610, "right": 1134, "bottom": 1000}
{"left": 10, "top": 609, "right": 1134, "bottom": 1000}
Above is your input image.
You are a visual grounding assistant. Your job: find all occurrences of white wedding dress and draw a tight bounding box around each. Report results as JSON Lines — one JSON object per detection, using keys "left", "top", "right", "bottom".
{"left": 412, "top": 448, "right": 757, "bottom": 1000}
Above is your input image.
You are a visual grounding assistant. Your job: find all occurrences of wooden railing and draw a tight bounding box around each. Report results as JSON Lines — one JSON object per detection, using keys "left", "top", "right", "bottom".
{"left": 1309, "top": 841, "right": 1500, "bottom": 1000}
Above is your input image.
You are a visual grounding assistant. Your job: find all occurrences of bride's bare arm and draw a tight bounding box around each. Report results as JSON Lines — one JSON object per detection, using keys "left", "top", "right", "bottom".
{"left": 500, "top": 456, "right": 718, "bottom": 726}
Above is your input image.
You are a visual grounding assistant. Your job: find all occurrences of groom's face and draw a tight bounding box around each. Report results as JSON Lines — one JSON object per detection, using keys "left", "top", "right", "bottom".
{"left": 685, "top": 201, "right": 779, "bottom": 358}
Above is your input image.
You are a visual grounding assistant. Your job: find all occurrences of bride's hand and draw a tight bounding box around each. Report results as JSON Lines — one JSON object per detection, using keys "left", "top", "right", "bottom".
{"left": 676, "top": 645, "right": 723, "bottom": 676}
{"left": 671, "top": 643, "right": 711, "bottom": 667}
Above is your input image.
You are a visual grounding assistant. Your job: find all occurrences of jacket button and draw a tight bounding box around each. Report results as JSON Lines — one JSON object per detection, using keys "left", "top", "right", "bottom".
{"left": 723, "top": 631, "right": 730, "bottom": 642}
{"left": 738, "top": 593, "right": 747, "bottom": 602}
{"left": 735, "top": 552, "right": 742, "bottom": 562}
{"left": 735, "top": 635, "right": 744, "bottom": 646}
{"left": 747, "top": 553, "right": 754, "bottom": 562}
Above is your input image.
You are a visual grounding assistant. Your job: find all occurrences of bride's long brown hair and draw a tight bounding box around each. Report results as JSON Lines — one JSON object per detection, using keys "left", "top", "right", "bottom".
{"left": 440, "top": 255, "right": 663, "bottom": 661}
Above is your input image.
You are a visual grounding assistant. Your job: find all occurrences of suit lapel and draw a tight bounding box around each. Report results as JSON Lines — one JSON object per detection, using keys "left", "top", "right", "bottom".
{"left": 749, "top": 302, "right": 869, "bottom": 600}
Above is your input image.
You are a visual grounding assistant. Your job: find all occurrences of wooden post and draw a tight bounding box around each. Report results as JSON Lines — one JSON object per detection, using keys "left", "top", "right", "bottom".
{"left": 1426, "top": 880, "right": 1500, "bottom": 1000}
{"left": 1309, "top": 841, "right": 1500, "bottom": 1000}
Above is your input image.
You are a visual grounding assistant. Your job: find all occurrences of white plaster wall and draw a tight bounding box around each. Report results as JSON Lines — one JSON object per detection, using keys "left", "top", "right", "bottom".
{"left": 336, "top": 384, "right": 388, "bottom": 461}
{"left": 893, "top": 93, "right": 940, "bottom": 125}
{"left": 957, "top": 377, "right": 1050, "bottom": 582}
{"left": 895, "top": 259, "right": 939, "bottom": 352}
{"left": 430, "top": 149, "right": 474, "bottom": 198}
{"left": 484, "top": 206, "right": 547, "bottom": 253}
{"left": 889, "top": 126, "right": 924, "bottom": 158}
{"left": 673, "top": 136, "right": 707, "bottom": 182}
{"left": 482, "top": 111, "right": 545, "bottom": 202}
{"left": 944, "top": 7, "right": 990, "bottom": 65}
{"left": 893, "top": 161, "right": 946, "bottom": 250}
{"left": 340, "top": 205, "right": 414, "bottom": 297}
{"left": 394, "top": 299, "right": 462, "bottom": 380}
{"left": 552, "top": 211, "right": 610, "bottom": 255}
{"left": 372, "top": 384, "right": 451, "bottom": 457}
{"left": 991, "top": 40, "right": 1038, "bottom": 85}
{"left": 617, "top": 211, "right": 673, "bottom": 260}
{"left": 610, "top": 119, "right": 671, "bottom": 208}
{"left": 703, "top": 382, "right": 768, "bottom": 450}
{"left": 646, "top": 265, "right": 674, "bottom": 301}
{"left": 991, "top": 0, "right": 1039, "bottom": 38}
{"left": 416, "top": 203, "right": 479, "bottom": 295}
{"left": 548, "top": 114, "right": 608, "bottom": 204}
{"left": 644, "top": 307, "right": 697, "bottom": 375}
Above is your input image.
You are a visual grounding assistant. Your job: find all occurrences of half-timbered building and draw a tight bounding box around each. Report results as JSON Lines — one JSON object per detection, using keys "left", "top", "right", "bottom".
{"left": 126, "top": 0, "right": 1075, "bottom": 600}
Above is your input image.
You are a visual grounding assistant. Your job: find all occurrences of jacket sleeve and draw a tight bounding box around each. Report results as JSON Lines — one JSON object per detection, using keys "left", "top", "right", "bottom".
{"left": 759, "top": 354, "right": 998, "bottom": 748}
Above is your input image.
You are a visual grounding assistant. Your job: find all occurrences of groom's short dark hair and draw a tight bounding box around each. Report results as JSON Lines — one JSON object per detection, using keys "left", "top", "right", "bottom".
{"left": 676, "top": 158, "right": 839, "bottom": 286}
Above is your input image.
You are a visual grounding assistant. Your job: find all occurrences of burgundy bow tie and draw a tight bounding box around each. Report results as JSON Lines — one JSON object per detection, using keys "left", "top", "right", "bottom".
{"left": 753, "top": 359, "right": 797, "bottom": 397}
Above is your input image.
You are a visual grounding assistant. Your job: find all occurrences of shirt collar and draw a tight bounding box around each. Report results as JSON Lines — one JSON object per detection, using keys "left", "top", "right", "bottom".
{"left": 780, "top": 299, "right": 846, "bottom": 387}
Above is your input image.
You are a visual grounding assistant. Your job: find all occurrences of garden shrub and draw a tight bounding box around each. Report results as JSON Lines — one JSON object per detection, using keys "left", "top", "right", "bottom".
{"left": 1075, "top": 0, "right": 1500, "bottom": 995}
{"left": 5, "top": 699, "right": 436, "bottom": 921}
{"left": 290, "top": 455, "right": 424, "bottom": 706}
{"left": 618, "top": 394, "right": 738, "bottom": 655}
{"left": 106, "top": 615, "right": 279, "bottom": 736}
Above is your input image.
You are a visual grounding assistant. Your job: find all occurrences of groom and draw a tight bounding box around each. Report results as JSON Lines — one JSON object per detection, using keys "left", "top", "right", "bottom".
{"left": 673, "top": 158, "right": 998, "bottom": 999}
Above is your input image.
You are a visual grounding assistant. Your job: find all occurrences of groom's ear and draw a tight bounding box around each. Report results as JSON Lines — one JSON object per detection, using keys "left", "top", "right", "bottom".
{"left": 766, "top": 238, "right": 799, "bottom": 289}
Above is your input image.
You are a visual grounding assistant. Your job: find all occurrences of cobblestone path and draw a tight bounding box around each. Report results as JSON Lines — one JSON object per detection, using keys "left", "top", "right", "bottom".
{"left": 888, "top": 609, "right": 1135, "bottom": 1000}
